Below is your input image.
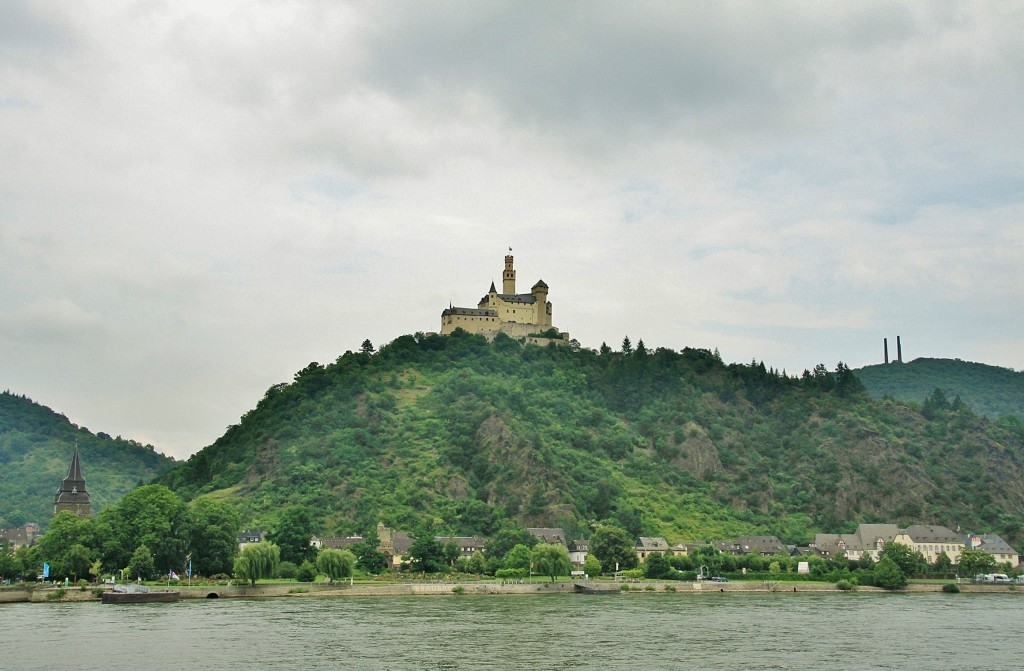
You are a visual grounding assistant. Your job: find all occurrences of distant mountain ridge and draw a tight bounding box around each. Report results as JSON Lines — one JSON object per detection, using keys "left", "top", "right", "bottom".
{"left": 854, "top": 358, "right": 1024, "bottom": 421}
{"left": 0, "top": 391, "right": 177, "bottom": 528}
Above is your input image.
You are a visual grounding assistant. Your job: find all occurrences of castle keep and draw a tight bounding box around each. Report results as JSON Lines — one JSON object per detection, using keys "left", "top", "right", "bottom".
{"left": 440, "top": 255, "right": 566, "bottom": 342}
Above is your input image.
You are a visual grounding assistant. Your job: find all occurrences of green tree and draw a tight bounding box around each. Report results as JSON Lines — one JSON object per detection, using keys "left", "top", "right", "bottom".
{"left": 0, "top": 547, "right": 17, "bottom": 580}
{"left": 34, "top": 510, "right": 97, "bottom": 578}
{"left": 408, "top": 536, "right": 446, "bottom": 573}
{"left": 873, "top": 556, "right": 908, "bottom": 589}
{"left": 689, "top": 545, "right": 723, "bottom": 576}
{"left": 351, "top": 542, "right": 389, "bottom": 574}
{"left": 466, "top": 550, "right": 487, "bottom": 575}
{"left": 360, "top": 339, "right": 375, "bottom": 354}
{"left": 957, "top": 549, "right": 997, "bottom": 579}
{"left": 932, "top": 551, "right": 953, "bottom": 576}
{"left": 643, "top": 552, "right": 673, "bottom": 579}
{"left": 233, "top": 541, "right": 280, "bottom": 586}
{"left": 503, "top": 544, "right": 533, "bottom": 572}
{"left": 295, "top": 560, "right": 317, "bottom": 582}
{"left": 185, "top": 498, "right": 241, "bottom": 577}
{"left": 98, "top": 484, "right": 188, "bottom": 573}
{"left": 621, "top": 336, "right": 633, "bottom": 354}
{"left": 443, "top": 540, "right": 461, "bottom": 567}
{"left": 62, "top": 544, "right": 93, "bottom": 582}
{"left": 127, "top": 544, "right": 157, "bottom": 582}
{"left": 878, "top": 542, "right": 927, "bottom": 578}
{"left": 317, "top": 548, "right": 356, "bottom": 581}
{"left": 582, "top": 554, "right": 603, "bottom": 577}
{"left": 589, "top": 525, "right": 638, "bottom": 573}
{"left": 267, "top": 506, "right": 316, "bottom": 565}
{"left": 531, "top": 543, "right": 572, "bottom": 581}
{"left": 485, "top": 527, "right": 537, "bottom": 561}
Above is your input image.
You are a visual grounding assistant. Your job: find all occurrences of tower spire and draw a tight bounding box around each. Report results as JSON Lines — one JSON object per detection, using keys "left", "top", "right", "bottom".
{"left": 54, "top": 440, "right": 90, "bottom": 517}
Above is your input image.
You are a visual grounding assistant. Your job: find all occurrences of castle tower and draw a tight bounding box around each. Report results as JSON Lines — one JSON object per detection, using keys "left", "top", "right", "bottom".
{"left": 532, "top": 279, "right": 551, "bottom": 329}
{"left": 54, "top": 442, "right": 91, "bottom": 518}
{"left": 503, "top": 254, "right": 516, "bottom": 294}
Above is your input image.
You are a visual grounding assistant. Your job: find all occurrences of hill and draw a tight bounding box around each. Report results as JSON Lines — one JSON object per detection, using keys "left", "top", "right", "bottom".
{"left": 0, "top": 391, "right": 177, "bottom": 528}
{"left": 855, "top": 358, "right": 1024, "bottom": 421}
{"left": 156, "top": 332, "right": 1024, "bottom": 547}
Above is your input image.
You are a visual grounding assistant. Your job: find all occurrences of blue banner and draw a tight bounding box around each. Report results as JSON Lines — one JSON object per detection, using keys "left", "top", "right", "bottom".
{"left": 42, "top": 562, "right": 50, "bottom": 578}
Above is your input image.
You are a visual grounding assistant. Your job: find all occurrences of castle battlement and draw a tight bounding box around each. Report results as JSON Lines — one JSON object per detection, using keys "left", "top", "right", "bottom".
{"left": 440, "top": 255, "right": 566, "bottom": 343}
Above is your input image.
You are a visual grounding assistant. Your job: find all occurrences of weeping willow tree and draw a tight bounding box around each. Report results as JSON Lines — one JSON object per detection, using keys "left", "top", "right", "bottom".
{"left": 316, "top": 548, "right": 356, "bottom": 582}
{"left": 233, "top": 541, "right": 280, "bottom": 586}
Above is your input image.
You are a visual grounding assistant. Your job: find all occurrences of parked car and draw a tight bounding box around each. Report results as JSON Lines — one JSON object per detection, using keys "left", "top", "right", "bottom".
{"left": 709, "top": 576, "right": 730, "bottom": 582}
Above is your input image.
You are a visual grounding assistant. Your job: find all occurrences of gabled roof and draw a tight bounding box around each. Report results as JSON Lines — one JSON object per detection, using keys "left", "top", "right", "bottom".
{"left": 636, "top": 537, "right": 669, "bottom": 551}
{"left": 528, "top": 528, "right": 567, "bottom": 546}
{"left": 968, "top": 533, "right": 1019, "bottom": 555}
{"left": 237, "top": 530, "right": 264, "bottom": 544}
{"left": 900, "top": 525, "right": 962, "bottom": 543}
{"left": 734, "top": 535, "right": 786, "bottom": 554}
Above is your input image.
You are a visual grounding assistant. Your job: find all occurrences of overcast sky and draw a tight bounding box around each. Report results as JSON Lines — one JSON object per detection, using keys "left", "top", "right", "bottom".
{"left": 2, "top": 1, "right": 1022, "bottom": 460}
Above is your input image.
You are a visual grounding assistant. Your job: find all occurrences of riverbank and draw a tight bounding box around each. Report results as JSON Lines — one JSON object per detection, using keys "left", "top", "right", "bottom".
{"left": 3, "top": 579, "right": 1021, "bottom": 603}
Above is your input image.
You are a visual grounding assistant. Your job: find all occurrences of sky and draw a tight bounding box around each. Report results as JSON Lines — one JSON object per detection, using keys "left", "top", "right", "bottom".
{"left": 2, "top": 1, "right": 1022, "bottom": 460}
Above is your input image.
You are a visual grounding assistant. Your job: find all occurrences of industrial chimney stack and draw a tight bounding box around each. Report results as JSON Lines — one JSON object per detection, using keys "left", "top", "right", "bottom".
{"left": 897, "top": 336, "right": 903, "bottom": 363}
{"left": 884, "top": 338, "right": 889, "bottom": 364}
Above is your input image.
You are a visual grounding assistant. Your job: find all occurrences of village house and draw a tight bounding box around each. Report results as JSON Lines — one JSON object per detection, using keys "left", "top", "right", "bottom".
{"left": 894, "top": 525, "right": 965, "bottom": 564}
{"left": 635, "top": 537, "right": 670, "bottom": 562}
{"left": 965, "top": 533, "right": 1020, "bottom": 568}
{"left": 0, "top": 524, "right": 41, "bottom": 550}
{"left": 377, "top": 522, "right": 415, "bottom": 568}
{"left": 812, "top": 523, "right": 965, "bottom": 564}
{"left": 528, "top": 527, "right": 568, "bottom": 547}
{"left": 237, "top": 530, "right": 264, "bottom": 551}
{"left": 568, "top": 539, "right": 589, "bottom": 567}
{"left": 435, "top": 536, "right": 487, "bottom": 560}
{"left": 311, "top": 535, "right": 363, "bottom": 551}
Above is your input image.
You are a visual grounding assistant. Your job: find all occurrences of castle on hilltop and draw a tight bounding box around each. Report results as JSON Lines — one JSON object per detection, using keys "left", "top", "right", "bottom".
{"left": 440, "top": 254, "right": 567, "bottom": 343}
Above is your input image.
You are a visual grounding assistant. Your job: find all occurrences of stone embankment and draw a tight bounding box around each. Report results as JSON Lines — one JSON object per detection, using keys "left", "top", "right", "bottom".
{"left": 2, "top": 580, "right": 1019, "bottom": 603}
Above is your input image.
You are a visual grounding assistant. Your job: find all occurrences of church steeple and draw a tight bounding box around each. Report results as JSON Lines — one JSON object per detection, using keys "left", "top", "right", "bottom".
{"left": 54, "top": 441, "right": 91, "bottom": 518}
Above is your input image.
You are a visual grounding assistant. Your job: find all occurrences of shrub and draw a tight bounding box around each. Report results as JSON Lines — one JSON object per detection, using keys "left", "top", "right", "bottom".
{"left": 47, "top": 588, "right": 66, "bottom": 601}
{"left": 644, "top": 585, "right": 655, "bottom": 591}
{"left": 942, "top": 583, "right": 960, "bottom": 593}
{"left": 276, "top": 561, "right": 297, "bottom": 579}
{"left": 836, "top": 580, "right": 853, "bottom": 591}
{"left": 452, "top": 585, "right": 465, "bottom": 594}
{"left": 663, "top": 584, "right": 676, "bottom": 592}
{"left": 294, "top": 561, "right": 317, "bottom": 583}
{"left": 620, "top": 584, "right": 630, "bottom": 592}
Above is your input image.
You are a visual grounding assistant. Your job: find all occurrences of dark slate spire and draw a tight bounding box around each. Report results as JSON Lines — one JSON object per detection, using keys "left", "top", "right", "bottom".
{"left": 54, "top": 441, "right": 90, "bottom": 517}
{"left": 489, "top": 280, "right": 497, "bottom": 293}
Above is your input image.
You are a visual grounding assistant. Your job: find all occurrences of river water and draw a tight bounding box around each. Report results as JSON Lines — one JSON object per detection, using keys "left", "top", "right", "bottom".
{"left": 2, "top": 593, "right": 1021, "bottom": 670}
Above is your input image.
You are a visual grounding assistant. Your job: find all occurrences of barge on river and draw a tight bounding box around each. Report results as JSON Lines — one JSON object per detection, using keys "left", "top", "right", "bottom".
{"left": 102, "top": 584, "right": 180, "bottom": 604}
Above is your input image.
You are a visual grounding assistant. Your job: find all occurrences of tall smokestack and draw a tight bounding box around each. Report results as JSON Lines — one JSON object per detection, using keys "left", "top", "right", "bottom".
{"left": 897, "top": 336, "right": 903, "bottom": 363}
{"left": 884, "top": 338, "right": 889, "bottom": 364}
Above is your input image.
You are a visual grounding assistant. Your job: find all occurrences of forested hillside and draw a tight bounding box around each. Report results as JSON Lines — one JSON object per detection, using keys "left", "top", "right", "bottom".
{"left": 855, "top": 358, "right": 1024, "bottom": 421}
{"left": 157, "top": 332, "right": 1024, "bottom": 547}
{"left": 0, "top": 391, "right": 176, "bottom": 528}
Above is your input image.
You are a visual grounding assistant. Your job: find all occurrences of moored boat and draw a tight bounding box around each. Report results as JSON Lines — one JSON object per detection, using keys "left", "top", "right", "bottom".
{"left": 101, "top": 584, "right": 180, "bottom": 604}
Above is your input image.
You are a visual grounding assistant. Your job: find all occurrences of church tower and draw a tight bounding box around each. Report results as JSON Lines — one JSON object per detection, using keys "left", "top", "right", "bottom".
{"left": 503, "top": 254, "right": 516, "bottom": 294}
{"left": 54, "top": 442, "right": 91, "bottom": 518}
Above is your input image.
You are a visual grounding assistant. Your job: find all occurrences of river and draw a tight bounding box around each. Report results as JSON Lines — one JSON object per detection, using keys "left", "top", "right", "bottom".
{"left": 2, "top": 593, "right": 1021, "bottom": 669}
